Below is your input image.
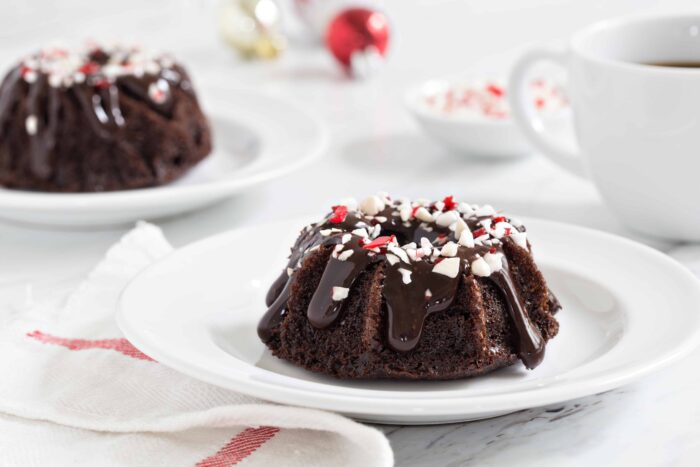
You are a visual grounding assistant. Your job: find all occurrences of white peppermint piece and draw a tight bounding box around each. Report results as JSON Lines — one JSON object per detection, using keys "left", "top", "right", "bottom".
{"left": 286, "top": 267, "right": 294, "bottom": 277}
{"left": 338, "top": 250, "right": 354, "bottom": 261}
{"left": 458, "top": 202, "right": 474, "bottom": 215}
{"left": 415, "top": 207, "right": 433, "bottom": 223}
{"left": 385, "top": 253, "right": 400, "bottom": 266}
{"left": 332, "top": 286, "right": 350, "bottom": 301}
{"left": 341, "top": 234, "right": 352, "bottom": 244}
{"left": 484, "top": 252, "right": 504, "bottom": 272}
{"left": 420, "top": 237, "right": 432, "bottom": 252}
{"left": 441, "top": 241, "right": 458, "bottom": 257}
{"left": 320, "top": 228, "right": 339, "bottom": 236}
{"left": 511, "top": 231, "right": 528, "bottom": 249}
{"left": 370, "top": 224, "right": 382, "bottom": 239}
{"left": 471, "top": 257, "right": 491, "bottom": 277}
{"left": 359, "top": 195, "right": 385, "bottom": 216}
{"left": 388, "top": 246, "right": 410, "bottom": 264}
{"left": 436, "top": 211, "right": 459, "bottom": 227}
{"left": 432, "top": 257, "right": 461, "bottom": 278}
{"left": 475, "top": 204, "right": 496, "bottom": 217}
{"left": 337, "top": 197, "right": 358, "bottom": 211}
{"left": 375, "top": 216, "right": 387, "bottom": 223}
{"left": 425, "top": 289, "right": 433, "bottom": 299}
{"left": 398, "top": 268, "right": 412, "bottom": 284}
{"left": 25, "top": 115, "right": 38, "bottom": 135}
{"left": 415, "top": 198, "right": 430, "bottom": 206}
{"left": 352, "top": 228, "right": 369, "bottom": 238}
{"left": 402, "top": 242, "right": 417, "bottom": 250}
{"left": 454, "top": 218, "right": 468, "bottom": 238}
{"left": 406, "top": 249, "right": 418, "bottom": 261}
{"left": 458, "top": 229, "right": 475, "bottom": 248}
{"left": 434, "top": 201, "right": 445, "bottom": 211}
{"left": 399, "top": 205, "right": 412, "bottom": 222}
{"left": 48, "top": 74, "right": 62, "bottom": 88}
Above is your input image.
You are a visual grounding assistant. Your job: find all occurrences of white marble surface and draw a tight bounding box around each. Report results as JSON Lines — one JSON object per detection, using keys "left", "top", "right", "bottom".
{"left": 2, "top": 0, "right": 700, "bottom": 465}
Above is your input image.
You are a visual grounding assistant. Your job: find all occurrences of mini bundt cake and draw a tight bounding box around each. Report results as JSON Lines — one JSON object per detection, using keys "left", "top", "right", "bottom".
{"left": 0, "top": 43, "right": 211, "bottom": 192}
{"left": 259, "top": 194, "right": 561, "bottom": 380}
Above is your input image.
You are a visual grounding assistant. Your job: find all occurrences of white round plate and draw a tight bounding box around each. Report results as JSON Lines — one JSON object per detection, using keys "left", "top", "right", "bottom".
{"left": 0, "top": 88, "right": 327, "bottom": 227}
{"left": 117, "top": 217, "right": 700, "bottom": 424}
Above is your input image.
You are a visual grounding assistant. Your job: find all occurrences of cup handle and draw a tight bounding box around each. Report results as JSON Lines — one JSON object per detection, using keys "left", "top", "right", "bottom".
{"left": 508, "top": 47, "right": 587, "bottom": 178}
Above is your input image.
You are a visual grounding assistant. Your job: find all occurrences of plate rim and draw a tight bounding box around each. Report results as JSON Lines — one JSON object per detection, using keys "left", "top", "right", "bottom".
{"left": 0, "top": 89, "right": 329, "bottom": 211}
{"left": 117, "top": 216, "right": 700, "bottom": 418}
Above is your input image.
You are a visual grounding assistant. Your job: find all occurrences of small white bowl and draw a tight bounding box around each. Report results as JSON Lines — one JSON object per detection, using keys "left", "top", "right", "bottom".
{"left": 405, "top": 78, "right": 568, "bottom": 159}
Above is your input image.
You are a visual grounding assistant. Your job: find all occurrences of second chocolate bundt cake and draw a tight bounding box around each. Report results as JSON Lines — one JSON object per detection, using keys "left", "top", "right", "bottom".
{"left": 259, "top": 194, "right": 561, "bottom": 380}
{"left": 0, "top": 43, "right": 211, "bottom": 192}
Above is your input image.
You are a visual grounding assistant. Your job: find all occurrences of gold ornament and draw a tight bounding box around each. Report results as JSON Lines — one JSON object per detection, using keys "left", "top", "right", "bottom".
{"left": 219, "top": 0, "right": 286, "bottom": 59}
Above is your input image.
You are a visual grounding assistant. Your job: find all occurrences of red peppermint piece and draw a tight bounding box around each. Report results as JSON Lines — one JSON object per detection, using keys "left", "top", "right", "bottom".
{"left": 492, "top": 216, "right": 507, "bottom": 224}
{"left": 411, "top": 205, "right": 421, "bottom": 217}
{"left": 486, "top": 84, "right": 504, "bottom": 97}
{"left": 442, "top": 195, "right": 457, "bottom": 211}
{"left": 362, "top": 235, "right": 396, "bottom": 250}
{"left": 505, "top": 227, "right": 512, "bottom": 236}
{"left": 535, "top": 97, "right": 546, "bottom": 109}
{"left": 329, "top": 205, "right": 349, "bottom": 224}
{"left": 489, "top": 246, "right": 497, "bottom": 254}
{"left": 472, "top": 227, "right": 487, "bottom": 238}
{"left": 79, "top": 61, "right": 100, "bottom": 75}
{"left": 19, "top": 65, "right": 33, "bottom": 77}
{"left": 93, "top": 79, "right": 111, "bottom": 89}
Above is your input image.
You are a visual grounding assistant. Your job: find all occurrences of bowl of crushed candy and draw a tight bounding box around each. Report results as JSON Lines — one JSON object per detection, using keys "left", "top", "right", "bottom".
{"left": 406, "top": 76, "right": 570, "bottom": 158}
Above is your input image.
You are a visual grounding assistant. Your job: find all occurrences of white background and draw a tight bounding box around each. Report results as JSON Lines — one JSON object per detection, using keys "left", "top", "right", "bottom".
{"left": 2, "top": 0, "right": 700, "bottom": 465}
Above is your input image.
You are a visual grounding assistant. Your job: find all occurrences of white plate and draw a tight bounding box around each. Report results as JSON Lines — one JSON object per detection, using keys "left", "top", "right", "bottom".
{"left": 117, "top": 217, "right": 700, "bottom": 424}
{"left": 0, "top": 88, "right": 327, "bottom": 227}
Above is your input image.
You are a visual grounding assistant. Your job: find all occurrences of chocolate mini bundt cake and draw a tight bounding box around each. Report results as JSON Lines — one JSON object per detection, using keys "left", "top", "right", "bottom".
{"left": 0, "top": 44, "right": 211, "bottom": 192}
{"left": 259, "top": 194, "right": 561, "bottom": 380}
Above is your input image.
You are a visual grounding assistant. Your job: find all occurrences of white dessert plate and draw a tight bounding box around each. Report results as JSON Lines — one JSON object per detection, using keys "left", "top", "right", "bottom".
{"left": 117, "top": 217, "right": 700, "bottom": 424}
{"left": 0, "top": 88, "right": 327, "bottom": 227}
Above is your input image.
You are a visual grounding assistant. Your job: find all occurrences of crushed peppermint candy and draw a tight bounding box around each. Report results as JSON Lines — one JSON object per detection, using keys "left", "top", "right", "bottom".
{"left": 423, "top": 78, "right": 568, "bottom": 120}
{"left": 332, "top": 286, "right": 350, "bottom": 301}
{"left": 15, "top": 43, "right": 182, "bottom": 107}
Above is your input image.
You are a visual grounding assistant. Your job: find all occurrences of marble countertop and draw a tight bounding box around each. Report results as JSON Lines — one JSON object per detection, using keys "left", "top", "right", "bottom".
{"left": 2, "top": 0, "right": 700, "bottom": 465}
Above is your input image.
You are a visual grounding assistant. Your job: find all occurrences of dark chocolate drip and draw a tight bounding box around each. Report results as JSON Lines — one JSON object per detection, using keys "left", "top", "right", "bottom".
{"left": 307, "top": 238, "right": 375, "bottom": 328}
{"left": 259, "top": 199, "right": 556, "bottom": 368}
{"left": 72, "top": 84, "right": 112, "bottom": 139}
{"left": 382, "top": 260, "right": 460, "bottom": 352}
{"left": 0, "top": 67, "right": 22, "bottom": 137}
{"left": 266, "top": 271, "right": 289, "bottom": 307}
{"left": 489, "top": 263, "right": 545, "bottom": 369}
{"left": 258, "top": 276, "right": 293, "bottom": 343}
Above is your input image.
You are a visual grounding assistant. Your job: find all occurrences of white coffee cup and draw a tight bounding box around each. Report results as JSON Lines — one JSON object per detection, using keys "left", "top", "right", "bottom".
{"left": 509, "top": 14, "right": 700, "bottom": 241}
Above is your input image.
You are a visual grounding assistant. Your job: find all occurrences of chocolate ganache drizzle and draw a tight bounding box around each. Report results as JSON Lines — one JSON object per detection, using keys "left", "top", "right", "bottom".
{"left": 0, "top": 44, "right": 193, "bottom": 181}
{"left": 259, "top": 194, "right": 548, "bottom": 369}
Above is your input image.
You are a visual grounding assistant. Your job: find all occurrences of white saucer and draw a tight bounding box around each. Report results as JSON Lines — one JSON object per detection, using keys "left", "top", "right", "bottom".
{"left": 117, "top": 217, "right": 700, "bottom": 424}
{"left": 0, "top": 88, "right": 327, "bottom": 227}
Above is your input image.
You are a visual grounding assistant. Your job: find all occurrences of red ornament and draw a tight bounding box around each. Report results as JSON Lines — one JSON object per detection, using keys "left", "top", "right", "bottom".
{"left": 325, "top": 7, "right": 390, "bottom": 77}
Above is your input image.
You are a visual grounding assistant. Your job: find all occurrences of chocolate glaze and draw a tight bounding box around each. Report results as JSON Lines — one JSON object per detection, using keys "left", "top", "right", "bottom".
{"left": 258, "top": 199, "right": 550, "bottom": 369}
{"left": 0, "top": 47, "right": 193, "bottom": 181}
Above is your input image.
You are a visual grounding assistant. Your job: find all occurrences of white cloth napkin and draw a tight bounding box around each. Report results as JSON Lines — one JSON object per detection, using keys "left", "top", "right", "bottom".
{"left": 0, "top": 223, "right": 393, "bottom": 467}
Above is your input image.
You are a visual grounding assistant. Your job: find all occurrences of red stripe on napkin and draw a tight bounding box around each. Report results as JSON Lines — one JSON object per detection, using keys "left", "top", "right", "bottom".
{"left": 196, "top": 426, "right": 280, "bottom": 467}
{"left": 26, "top": 330, "right": 155, "bottom": 361}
